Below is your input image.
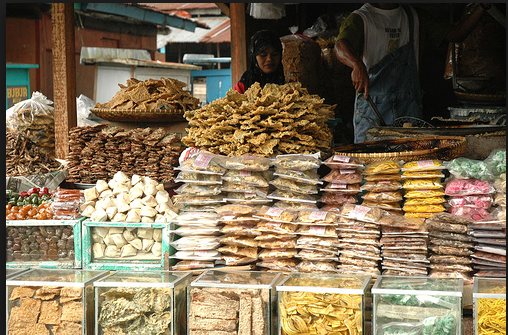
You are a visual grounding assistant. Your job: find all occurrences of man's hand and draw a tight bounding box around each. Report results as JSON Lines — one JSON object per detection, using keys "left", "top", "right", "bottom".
{"left": 351, "top": 61, "right": 370, "bottom": 98}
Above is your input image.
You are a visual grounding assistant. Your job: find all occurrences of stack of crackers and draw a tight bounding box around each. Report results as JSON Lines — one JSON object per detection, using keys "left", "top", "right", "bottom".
{"left": 182, "top": 82, "right": 335, "bottom": 157}
{"left": 95, "top": 77, "right": 200, "bottom": 111}
{"left": 66, "top": 124, "right": 184, "bottom": 184}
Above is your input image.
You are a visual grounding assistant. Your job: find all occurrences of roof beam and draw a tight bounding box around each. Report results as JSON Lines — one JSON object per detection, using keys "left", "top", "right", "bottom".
{"left": 215, "top": 3, "right": 230, "bottom": 17}
{"left": 80, "top": 3, "right": 205, "bottom": 32}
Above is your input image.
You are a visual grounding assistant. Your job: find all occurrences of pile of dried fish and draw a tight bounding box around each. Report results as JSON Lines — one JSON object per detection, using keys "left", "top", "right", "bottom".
{"left": 66, "top": 125, "right": 184, "bottom": 184}
{"left": 182, "top": 82, "right": 335, "bottom": 157}
{"left": 6, "top": 132, "right": 64, "bottom": 177}
{"left": 98, "top": 287, "right": 173, "bottom": 335}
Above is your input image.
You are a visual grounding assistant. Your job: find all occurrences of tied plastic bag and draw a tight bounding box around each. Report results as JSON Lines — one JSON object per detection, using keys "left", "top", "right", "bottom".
{"left": 76, "top": 94, "right": 100, "bottom": 127}
{"left": 6, "top": 92, "right": 55, "bottom": 157}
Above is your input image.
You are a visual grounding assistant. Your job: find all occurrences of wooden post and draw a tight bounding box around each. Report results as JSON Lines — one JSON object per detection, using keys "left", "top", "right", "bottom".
{"left": 230, "top": 3, "right": 247, "bottom": 87}
{"left": 51, "top": 3, "right": 77, "bottom": 159}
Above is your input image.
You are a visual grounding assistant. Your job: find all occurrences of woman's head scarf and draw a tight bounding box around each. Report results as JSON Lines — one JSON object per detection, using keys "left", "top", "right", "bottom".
{"left": 238, "top": 30, "right": 285, "bottom": 91}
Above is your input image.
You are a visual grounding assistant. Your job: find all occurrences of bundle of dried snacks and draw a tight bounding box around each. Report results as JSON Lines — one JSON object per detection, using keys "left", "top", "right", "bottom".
{"left": 362, "top": 160, "right": 403, "bottom": 214}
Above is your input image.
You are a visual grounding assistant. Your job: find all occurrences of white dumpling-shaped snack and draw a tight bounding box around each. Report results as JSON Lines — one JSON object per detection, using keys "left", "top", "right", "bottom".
{"left": 108, "top": 179, "right": 117, "bottom": 190}
{"left": 113, "top": 183, "right": 130, "bottom": 196}
{"left": 105, "top": 207, "right": 118, "bottom": 221}
{"left": 164, "top": 210, "right": 179, "bottom": 221}
{"left": 120, "top": 244, "right": 137, "bottom": 257}
{"left": 142, "top": 239, "right": 154, "bottom": 252}
{"left": 151, "top": 242, "right": 162, "bottom": 257}
{"left": 104, "top": 245, "right": 120, "bottom": 258}
{"left": 123, "top": 229, "right": 136, "bottom": 242}
{"left": 156, "top": 184, "right": 165, "bottom": 192}
{"left": 94, "top": 227, "right": 110, "bottom": 238}
{"left": 131, "top": 174, "right": 142, "bottom": 187}
{"left": 80, "top": 200, "right": 95, "bottom": 212}
{"left": 94, "top": 199, "right": 107, "bottom": 211}
{"left": 117, "top": 198, "right": 131, "bottom": 213}
{"left": 155, "top": 190, "right": 170, "bottom": 204}
{"left": 112, "top": 233, "right": 128, "bottom": 248}
{"left": 154, "top": 214, "right": 166, "bottom": 224}
{"left": 91, "top": 233, "right": 102, "bottom": 243}
{"left": 143, "top": 184, "right": 157, "bottom": 197}
{"left": 141, "top": 216, "right": 154, "bottom": 223}
{"left": 108, "top": 227, "right": 124, "bottom": 235}
{"left": 96, "top": 180, "right": 110, "bottom": 194}
{"left": 113, "top": 171, "right": 130, "bottom": 185}
{"left": 111, "top": 212, "right": 127, "bottom": 222}
{"left": 141, "top": 195, "right": 158, "bottom": 208}
{"left": 143, "top": 176, "right": 157, "bottom": 186}
{"left": 99, "top": 189, "right": 114, "bottom": 199}
{"left": 91, "top": 208, "right": 108, "bottom": 222}
{"left": 125, "top": 209, "right": 141, "bottom": 223}
{"left": 137, "top": 227, "right": 153, "bottom": 240}
{"left": 129, "top": 238, "right": 143, "bottom": 250}
{"left": 93, "top": 243, "right": 106, "bottom": 258}
{"left": 153, "top": 228, "right": 163, "bottom": 242}
{"left": 129, "top": 187, "right": 144, "bottom": 202}
{"left": 84, "top": 187, "right": 98, "bottom": 202}
{"left": 130, "top": 198, "right": 144, "bottom": 209}
{"left": 140, "top": 206, "right": 158, "bottom": 218}
{"left": 155, "top": 202, "right": 170, "bottom": 214}
{"left": 81, "top": 205, "right": 95, "bottom": 218}
{"left": 103, "top": 234, "right": 116, "bottom": 246}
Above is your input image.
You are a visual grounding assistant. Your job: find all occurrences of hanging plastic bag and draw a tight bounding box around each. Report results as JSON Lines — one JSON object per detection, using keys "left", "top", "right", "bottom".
{"left": 6, "top": 92, "right": 55, "bottom": 157}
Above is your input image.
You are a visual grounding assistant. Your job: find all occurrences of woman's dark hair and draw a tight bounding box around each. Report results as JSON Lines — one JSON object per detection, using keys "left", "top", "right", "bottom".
{"left": 238, "top": 30, "right": 285, "bottom": 91}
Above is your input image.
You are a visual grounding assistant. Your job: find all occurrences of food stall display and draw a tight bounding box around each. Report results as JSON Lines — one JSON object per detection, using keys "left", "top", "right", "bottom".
{"left": 93, "top": 270, "right": 192, "bottom": 335}
{"left": 66, "top": 125, "right": 185, "bottom": 185}
{"left": 473, "top": 277, "right": 506, "bottom": 335}
{"left": 321, "top": 154, "right": 363, "bottom": 212}
{"left": 336, "top": 204, "right": 382, "bottom": 278}
{"left": 6, "top": 267, "right": 29, "bottom": 280}
{"left": 276, "top": 272, "right": 370, "bottom": 335}
{"left": 6, "top": 268, "right": 109, "bottom": 334}
{"left": 181, "top": 82, "right": 334, "bottom": 157}
{"left": 401, "top": 159, "right": 447, "bottom": 218}
{"left": 188, "top": 269, "right": 282, "bottom": 335}
{"left": 362, "top": 160, "right": 403, "bottom": 215}
{"left": 372, "top": 276, "right": 463, "bottom": 335}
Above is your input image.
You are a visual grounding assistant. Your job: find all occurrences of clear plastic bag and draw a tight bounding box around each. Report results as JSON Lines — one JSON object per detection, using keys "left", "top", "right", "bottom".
{"left": 363, "top": 160, "right": 402, "bottom": 175}
{"left": 447, "top": 195, "right": 493, "bottom": 208}
{"left": 321, "top": 168, "right": 363, "bottom": 184}
{"left": 402, "top": 178, "right": 444, "bottom": 190}
{"left": 6, "top": 92, "right": 55, "bottom": 157}
{"left": 445, "top": 157, "right": 494, "bottom": 180}
{"left": 322, "top": 154, "right": 363, "bottom": 169}
{"left": 444, "top": 177, "right": 495, "bottom": 196}
{"left": 273, "top": 168, "right": 322, "bottom": 185}
{"left": 273, "top": 153, "right": 321, "bottom": 170}
{"left": 361, "top": 180, "right": 401, "bottom": 192}
{"left": 401, "top": 159, "right": 444, "bottom": 171}
{"left": 270, "top": 177, "right": 319, "bottom": 194}
{"left": 221, "top": 154, "right": 271, "bottom": 171}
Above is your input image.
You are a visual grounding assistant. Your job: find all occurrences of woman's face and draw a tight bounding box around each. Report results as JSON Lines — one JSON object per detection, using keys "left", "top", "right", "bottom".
{"left": 256, "top": 46, "right": 281, "bottom": 74}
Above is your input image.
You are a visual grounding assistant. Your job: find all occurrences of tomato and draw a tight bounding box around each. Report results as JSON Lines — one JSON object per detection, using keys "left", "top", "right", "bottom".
{"left": 28, "top": 187, "right": 40, "bottom": 196}
{"left": 19, "top": 191, "right": 29, "bottom": 198}
{"left": 39, "top": 187, "right": 49, "bottom": 196}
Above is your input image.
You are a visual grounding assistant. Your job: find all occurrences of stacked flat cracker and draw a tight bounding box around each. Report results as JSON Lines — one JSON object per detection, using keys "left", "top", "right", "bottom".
{"left": 182, "top": 82, "right": 335, "bottom": 157}
{"left": 95, "top": 77, "right": 199, "bottom": 111}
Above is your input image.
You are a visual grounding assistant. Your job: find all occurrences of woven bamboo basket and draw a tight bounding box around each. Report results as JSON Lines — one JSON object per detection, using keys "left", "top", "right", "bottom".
{"left": 91, "top": 108, "right": 186, "bottom": 123}
{"left": 333, "top": 136, "right": 467, "bottom": 164}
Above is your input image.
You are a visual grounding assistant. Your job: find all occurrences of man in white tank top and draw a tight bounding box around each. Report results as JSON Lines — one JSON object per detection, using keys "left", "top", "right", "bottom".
{"left": 334, "top": 3, "right": 491, "bottom": 143}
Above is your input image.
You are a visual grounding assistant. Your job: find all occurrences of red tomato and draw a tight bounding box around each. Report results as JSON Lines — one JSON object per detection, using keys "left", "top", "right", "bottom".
{"left": 39, "top": 187, "right": 49, "bottom": 196}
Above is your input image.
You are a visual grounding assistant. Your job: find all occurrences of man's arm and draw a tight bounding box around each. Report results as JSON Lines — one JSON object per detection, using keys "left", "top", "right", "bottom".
{"left": 334, "top": 39, "right": 371, "bottom": 98}
{"left": 445, "top": 3, "right": 490, "bottom": 43}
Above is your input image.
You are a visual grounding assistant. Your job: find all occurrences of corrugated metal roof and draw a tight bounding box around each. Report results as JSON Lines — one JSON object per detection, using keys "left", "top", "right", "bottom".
{"left": 157, "top": 16, "right": 230, "bottom": 49}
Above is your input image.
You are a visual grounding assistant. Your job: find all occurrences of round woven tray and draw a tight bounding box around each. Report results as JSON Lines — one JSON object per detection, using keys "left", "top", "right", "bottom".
{"left": 91, "top": 108, "right": 186, "bottom": 123}
{"left": 333, "top": 136, "right": 467, "bottom": 164}
{"left": 454, "top": 91, "right": 506, "bottom": 104}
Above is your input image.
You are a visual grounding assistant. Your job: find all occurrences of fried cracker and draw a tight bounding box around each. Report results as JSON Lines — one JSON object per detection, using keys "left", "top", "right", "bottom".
{"left": 53, "top": 321, "right": 83, "bottom": 335}
{"left": 9, "top": 286, "right": 36, "bottom": 300}
{"left": 60, "top": 301, "right": 83, "bottom": 323}
{"left": 39, "top": 300, "right": 62, "bottom": 324}
{"left": 9, "top": 323, "right": 50, "bottom": 335}
{"left": 34, "top": 286, "right": 61, "bottom": 300}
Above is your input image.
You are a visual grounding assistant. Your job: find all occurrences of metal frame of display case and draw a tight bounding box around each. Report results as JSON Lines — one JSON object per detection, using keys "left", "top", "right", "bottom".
{"left": 473, "top": 277, "right": 506, "bottom": 335}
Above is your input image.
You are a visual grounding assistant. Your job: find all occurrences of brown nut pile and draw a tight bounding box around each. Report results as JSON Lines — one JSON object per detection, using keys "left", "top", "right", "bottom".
{"left": 95, "top": 77, "right": 199, "bottom": 111}
{"left": 182, "top": 82, "right": 335, "bottom": 157}
{"left": 66, "top": 125, "right": 184, "bottom": 184}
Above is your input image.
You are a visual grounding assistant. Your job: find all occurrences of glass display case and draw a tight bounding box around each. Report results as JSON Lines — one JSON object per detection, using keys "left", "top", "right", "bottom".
{"left": 6, "top": 268, "right": 108, "bottom": 335}
{"left": 276, "top": 272, "right": 371, "bottom": 335}
{"left": 6, "top": 267, "right": 29, "bottom": 280}
{"left": 82, "top": 220, "right": 175, "bottom": 271}
{"left": 372, "top": 276, "right": 463, "bottom": 335}
{"left": 6, "top": 217, "right": 84, "bottom": 269}
{"left": 94, "top": 270, "right": 192, "bottom": 335}
{"left": 473, "top": 277, "right": 506, "bottom": 335}
{"left": 188, "top": 269, "right": 283, "bottom": 335}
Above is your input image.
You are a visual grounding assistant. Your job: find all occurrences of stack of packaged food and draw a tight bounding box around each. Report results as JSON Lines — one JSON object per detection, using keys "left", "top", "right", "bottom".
{"left": 268, "top": 153, "right": 321, "bottom": 211}
{"left": 379, "top": 214, "right": 430, "bottom": 276}
{"left": 426, "top": 212, "right": 475, "bottom": 279}
{"left": 173, "top": 149, "right": 227, "bottom": 212}
{"left": 169, "top": 211, "right": 222, "bottom": 271}
{"left": 401, "top": 160, "right": 446, "bottom": 219}
{"left": 253, "top": 205, "right": 300, "bottom": 273}
{"left": 444, "top": 177, "right": 496, "bottom": 221}
{"left": 336, "top": 204, "right": 382, "bottom": 278}
{"left": 469, "top": 218, "right": 506, "bottom": 278}
{"left": 294, "top": 209, "right": 340, "bottom": 273}
{"left": 320, "top": 154, "right": 363, "bottom": 212}
{"left": 216, "top": 204, "right": 260, "bottom": 268}
{"left": 361, "top": 160, "right": 403, "bottom": 215}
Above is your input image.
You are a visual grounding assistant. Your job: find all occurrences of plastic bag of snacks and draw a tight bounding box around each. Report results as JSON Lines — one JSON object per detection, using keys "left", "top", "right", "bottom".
{"left": 6, "top": 92, "right": 55, "bottom": 157}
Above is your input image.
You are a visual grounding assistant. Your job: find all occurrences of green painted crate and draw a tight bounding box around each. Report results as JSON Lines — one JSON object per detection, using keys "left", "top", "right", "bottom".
{"left": 82, "top": 220, "right": 176, "bottom": 271}
{"left": 6, "top": 217, "right": 84, "bottom": 269}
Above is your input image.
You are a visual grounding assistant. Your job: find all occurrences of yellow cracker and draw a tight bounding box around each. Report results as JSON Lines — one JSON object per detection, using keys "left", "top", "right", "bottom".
{"left": 60, "top": 301, "right": 83, "bottom": 323}
{"left": 39, "top": 300, "right": 62, "bottom": 324}
{"left": 10, "top": 286, "right": 36, "bottom": 300}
